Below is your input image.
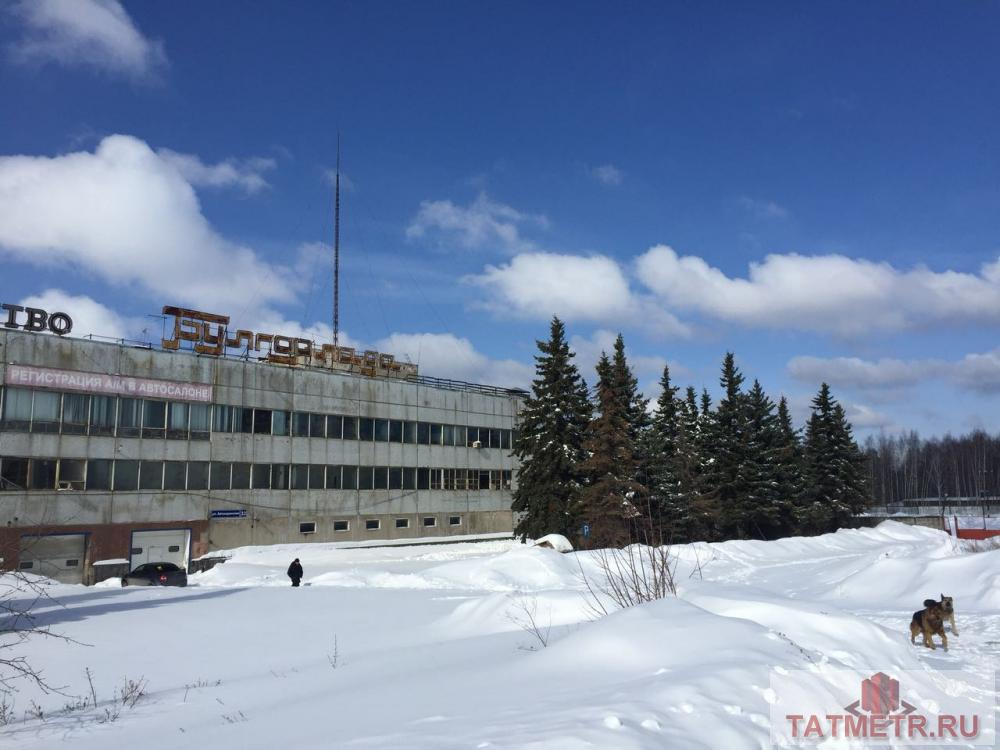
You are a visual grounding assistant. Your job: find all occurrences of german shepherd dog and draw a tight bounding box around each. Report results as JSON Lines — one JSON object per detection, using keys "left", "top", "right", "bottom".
{"left": 909, "top": 594, "right": 956, "bottom": 650}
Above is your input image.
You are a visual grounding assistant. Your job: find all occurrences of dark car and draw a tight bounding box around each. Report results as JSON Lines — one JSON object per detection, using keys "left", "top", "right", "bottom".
{"left": 121, "top": 562, "right": 188, "bottom": 587}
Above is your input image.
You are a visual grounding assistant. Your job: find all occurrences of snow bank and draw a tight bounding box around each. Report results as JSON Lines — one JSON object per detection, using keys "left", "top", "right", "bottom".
{"left": 532, "top": 533, "right": 574, "bottom": 552}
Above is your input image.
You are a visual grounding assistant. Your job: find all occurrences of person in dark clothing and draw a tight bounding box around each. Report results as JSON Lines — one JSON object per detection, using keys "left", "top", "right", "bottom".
{"left": 287, "top": 558, "right": 303, "bottom": 587}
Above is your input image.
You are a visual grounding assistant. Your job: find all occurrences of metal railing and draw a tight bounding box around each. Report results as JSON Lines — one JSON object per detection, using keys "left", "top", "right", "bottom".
{"left": 405, "top": 374, "right": 529, "bottom": 399}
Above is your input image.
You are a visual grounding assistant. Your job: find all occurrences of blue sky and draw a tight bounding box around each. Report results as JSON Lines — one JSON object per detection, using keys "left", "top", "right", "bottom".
{"left": 1, "top": 1, "right": 999, "bottom": 439}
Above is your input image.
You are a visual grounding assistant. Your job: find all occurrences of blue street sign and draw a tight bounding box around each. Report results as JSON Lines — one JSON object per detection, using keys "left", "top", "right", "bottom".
{"left": 210, "top": 509, "right": 247, "bottom": 519}
{"left": 582, "top": 523, "right": 591, "bottom": 539}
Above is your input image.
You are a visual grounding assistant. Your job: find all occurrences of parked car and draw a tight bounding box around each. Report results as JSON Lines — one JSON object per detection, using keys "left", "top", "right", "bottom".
{"left": 121, "top": 562, "right": 188, "bottom": 587}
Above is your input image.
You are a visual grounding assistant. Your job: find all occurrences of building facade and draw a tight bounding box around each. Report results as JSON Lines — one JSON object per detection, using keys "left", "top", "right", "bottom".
{"left": 0, "top": 325, "right": 523, "bottom": 584}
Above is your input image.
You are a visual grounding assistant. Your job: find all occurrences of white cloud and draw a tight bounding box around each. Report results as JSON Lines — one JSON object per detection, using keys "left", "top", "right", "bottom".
{"left": 467, "top": 252, "right": 690, "bottom": 336}
{"left": 590, "top": 164, "right": 623, "bottom": 187}
{"left": 568, "top": 329, "right": 688, "bottom": 391}
{"left": 0, "top": 134, "right": 302, "bottom": 310}
{"left": 374, "top": 332, "right": 532, "bottom": 389}
{"left": 18, "top": 288, "right": 132, "bottom": 340}
{"left": 157, "top": 149, "right": 276, "bottom": 194}
{"left": 636, "top": 245, "right": 1000, "bottom": 335}
{"left": 737, "top": 196, "right": 789, "bottom": 220}
{"left": 406, "top": 193, "right": 548, "bottom": 253}
{"left": 787, "top": 356, "right": 941, "bottom": 390}
{"left": 788, "top": 350, "right": 1000, "bottom": 396}
{"left": 7, "top": 0, "right": 166, "bottom": 80}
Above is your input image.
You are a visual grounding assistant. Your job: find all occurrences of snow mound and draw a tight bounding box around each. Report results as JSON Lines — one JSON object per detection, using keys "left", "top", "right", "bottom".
{"left": 532, "top": 534, "right": 574, "bottom": 552}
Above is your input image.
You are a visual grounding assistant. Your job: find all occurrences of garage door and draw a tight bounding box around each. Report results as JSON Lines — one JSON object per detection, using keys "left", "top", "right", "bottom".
{"left": 130, "top": 529, "right": 190, "bottom": 570}
{"left": 19, "top": 534, "right": 87, "bottom": 584}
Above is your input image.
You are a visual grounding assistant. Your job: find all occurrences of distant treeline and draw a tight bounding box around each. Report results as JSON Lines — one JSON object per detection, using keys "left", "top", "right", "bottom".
{"left": 863, "top": 430, "right": 1000, "bottom": 504}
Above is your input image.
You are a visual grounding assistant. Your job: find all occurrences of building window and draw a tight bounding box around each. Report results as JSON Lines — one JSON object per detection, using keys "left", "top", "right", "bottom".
{"left": 189, "top": 403, "right": 211, "bottom": 439}
{"left": 365, "top": 519, "right": 380, "bottom": 531}
{"left": 61, "top": 393, "right": 89, "bottom": 435}
{"left": 403, "top": 421, "right": 417, "bottom": 444}
{"left": 167, "top": 402, "right": 189, "bottom": 439}
{"left": 341, "top": 465, "right": 358, "bottom": 490}
{"left": 271, "top": 464, "right": 289, "bottom": 490}
{"left": 402, "top": 467, "right": 416, "bottom": 490}
{"left": 86, "top": 459, "right": 112, "bottom": 491}
{"left": 271, "top": 410, "right": 290, "bottom": 436}
{"left": 342, "top": 416, "right": 358, "bottom": 440}
{"left": 139, "top": 461, "right": 164, "bottom": 491}
{"left": 164, "top": 461, "right": 187, "bottom": 491}
{"left": 57, "top": 459, "right": 86, "bottom": 490}
{"left": 89, "top": 394, "right": 116, "bottom": 436}
{"left": 117, "top": 398, "right": 141, "bottom": 437}
{"left": 423, "top": 516, "right": 437, "bottom": 527}
{"left": 237, "top": 407, "right": 254, "bottom": 434}
{"left": 0, "top": 457, "right": 29, "bottom": 490}
{"left": 142, "top": 400, "right": 167, "bottom": 438}
{"left": 253, "top": 409, "right": 273, "bottom": 435}
{"left": 31, "top": 391, "right": 60, "bottom": 433}
{"left": 373, "top": 467, "right": 388, "bottom": 490}
{"left": 309, "top": 413, "right": 327, "bottom": 438}
{"left": 416, "top": 422, "right": 430, "bottom": 445}
{"left": 373, "top": 418, "right": 389, "bottom": 442}
{"left": 231, "top": 463, "right": 251, "bottom": 490}
{"left": 309, "top": 465, "right": 326, "bottom": 490}
{"left": 252, "top": 463, "right": 271, "bottom": 489}
{"left": 358, "top": 418, "right": 374, "bottom": 441}
{"left": 389, "top": 419, "right": 403, "bottom": 443}
{"left": 168, "top": 545, "right": 181, "bottom": 553}
{"left": 212, "top": 404, "right": 235, "bottom": 433}
{"left": 291, "top": 464, "right": 309, "bottom": 490}
{"left": 30, "top": 458, "right": 57, "bottom": 489}
{"left": 210, "top": 462, "right": 232, "bottom": 490}
{"left": 358, "top": 466, "right": 374, "bottom": 490}
{"left": 430, "top": 423, "right": 443, "bottom": 445}
{"left": 325, "top": 465, "right": 342, "bottom": 489}
{"left": 1, "top": 387, "right": 32, "bottom": 430}
{"left": 188, "top": 461, "right": 209, "bottom": 490}
{"left": 388, "top": 467, "right": 403, "bottom": 490}
{"left": 299, "top": 521, "right": 317, "bottom": 534}
{"left": 449, "top": 516, "right": 462, "bottom": 526}
{"left": 395, "top": 518, "right": 409, "bottom": 529}
{"left": 417, "top": 468, "right": 430, "bottom": 490}
{"left": 19, "top": 561, "right": 33, "bottom": 570}
{"left": 466, "top": 427, "right": 480, "bottom": 447}
{"left": 113, "top": 460, "right": 139, "bottom": 491}
{"left": 327, "top": 415, "right": 343, "bottom": 440}
{"left": 291, "top": 412, "right": 310, "bottom": 438}
{"left": 442, "top": 424, "right": 455, "bottom": 446}
{"left": 333, "top": 520, "right": 349, "bottom": 532}
{"left": 65, "top": 559, "right": 79, "bottom": 567}
{"left": 454, "top": 425, "right": 467, "bottom": 447}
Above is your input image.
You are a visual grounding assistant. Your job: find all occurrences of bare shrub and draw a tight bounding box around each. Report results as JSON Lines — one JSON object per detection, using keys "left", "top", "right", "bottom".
{"left": 580, "top": 543, "right": 677, "bottom": 618}
{"left": 505, "top": 593, "right": 552, "bottom": 649}
{"left": 327, "top": 634, "right": 339, "bottom": 669}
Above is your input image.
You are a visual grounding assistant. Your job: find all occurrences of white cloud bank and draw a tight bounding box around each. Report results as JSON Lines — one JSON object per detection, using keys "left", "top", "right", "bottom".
{"left": 788, "top": 351, "right": 1000, "bottom": 395}
{"left": 375, "top": 333, "right": 532, "bottom": 389}
{"left": 157, "top": 150, "right": 276, "bottom": 194}
{"left": 7, "top": 0, "right": 166, "bottom": 80}
{"left": 18, "top": 289, "right": 132, "bottom": 340}
{"left": 406, "top": 193, "right": 548, "bottom": 253}
{"left": 0, "top": 134, "right": 301, "bottom": 310}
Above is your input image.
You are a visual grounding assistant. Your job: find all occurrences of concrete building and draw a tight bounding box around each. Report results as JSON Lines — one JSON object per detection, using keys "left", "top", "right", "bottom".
{"left": 0, "top": 324, "right": 524, "bottom": 583}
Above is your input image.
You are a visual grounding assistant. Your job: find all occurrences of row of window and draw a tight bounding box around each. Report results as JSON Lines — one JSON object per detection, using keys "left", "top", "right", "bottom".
{"left": 299, "top": 515, "right": 463, "bottom": 535}
{"left": 0, "top": 387, "right": 514, "bottom": 448}
{"left": 0, "top": 456, "right": 513, "bottom": 493}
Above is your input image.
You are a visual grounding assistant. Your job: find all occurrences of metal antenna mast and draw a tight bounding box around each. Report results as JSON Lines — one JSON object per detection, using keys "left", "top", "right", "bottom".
{"left": 333, "top": 134, "right": 341, "bottom": 349}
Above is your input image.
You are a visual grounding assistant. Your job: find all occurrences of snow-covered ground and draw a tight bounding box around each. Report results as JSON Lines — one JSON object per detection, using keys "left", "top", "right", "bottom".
{"left": 2, "top": 522, "right": 998, "bottom": 749}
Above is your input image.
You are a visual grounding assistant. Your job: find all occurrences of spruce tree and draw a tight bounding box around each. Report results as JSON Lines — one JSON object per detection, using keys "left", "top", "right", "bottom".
{"left": 774, "top": 396, "right": 805, "bottom": 536}
{"left": 511, "top": 317, "right": 592, "bottom": 541}
{"left": 799, "top": 383, "right": 870, "bottom": 533}
{"left": 642, "top": 365, "right": 682, "bottom": 539}
{"left": 704, "top": 353, "right": 754, "bottom": 539}
{"left": 742, "top": 380, "right": 792, "bottom": 539}
{"left": 578, "top": 353, "right": 644, "bottom": 548}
